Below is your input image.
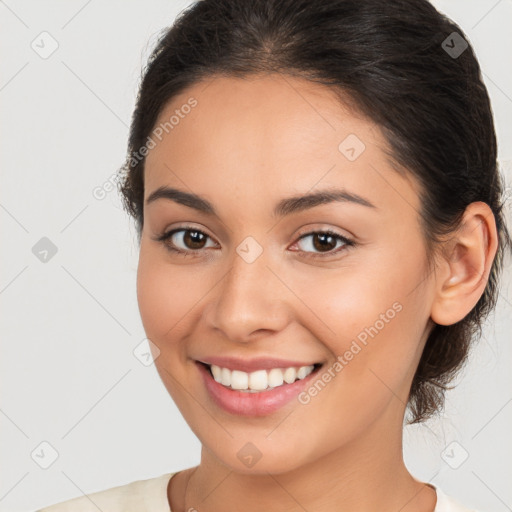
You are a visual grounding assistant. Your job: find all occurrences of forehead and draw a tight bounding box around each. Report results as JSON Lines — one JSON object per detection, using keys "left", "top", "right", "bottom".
{"left": 143, "top": 74, "right": 420, "bottom": 214}
{"left": 146, "top": 73, "right": 381, "bottom": 166}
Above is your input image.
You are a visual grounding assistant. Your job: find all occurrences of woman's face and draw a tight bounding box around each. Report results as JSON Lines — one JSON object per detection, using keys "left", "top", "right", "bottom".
{"left": 137, "top": 74, "right": 437, "bottom": 474}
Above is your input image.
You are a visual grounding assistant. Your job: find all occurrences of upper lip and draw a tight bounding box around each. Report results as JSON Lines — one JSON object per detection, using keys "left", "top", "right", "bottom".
{"left": 196, "top": 356, "right": 322, "bottom": 373}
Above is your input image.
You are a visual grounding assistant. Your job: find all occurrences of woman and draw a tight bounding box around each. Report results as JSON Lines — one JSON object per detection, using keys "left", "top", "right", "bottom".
{"left": 38, "top": 0, "right": 511, "bottom": 510}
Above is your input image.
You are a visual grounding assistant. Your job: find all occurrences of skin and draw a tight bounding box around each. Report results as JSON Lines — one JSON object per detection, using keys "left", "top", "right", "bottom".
{"left": 136, "top": 73, "right": 498, "bottom": 512}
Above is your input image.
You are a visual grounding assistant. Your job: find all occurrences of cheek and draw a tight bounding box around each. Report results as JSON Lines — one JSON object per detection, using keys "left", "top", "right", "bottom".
{"left": 286, "top": 245, "right": 429, "bottom": 395}
{"left": 136, "top": 247, "right": 197, "bottom": 401}
{"left": 136, "top": 246, "right": 185, "bottom": 343}
{"left": 283, "top": 273, "right": 428, "bottom": 452}
{"left": 137, "top": 256, "right": 164, "bottom": 339}
{"left": 136, "top": 244, "right": 217, "bottom": 348}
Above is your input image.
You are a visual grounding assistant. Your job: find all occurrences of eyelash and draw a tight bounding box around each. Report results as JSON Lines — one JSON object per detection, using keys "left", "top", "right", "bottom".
{"left": 154, "top": 225, "right": 355, "bottom": 260}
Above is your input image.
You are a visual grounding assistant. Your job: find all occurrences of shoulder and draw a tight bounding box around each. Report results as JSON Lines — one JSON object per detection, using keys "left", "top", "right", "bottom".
{"left": 36, "top": 472, "right": 176, "bottom": 512}
{"left": 434, "top": 486, "right": 480, "bottom": 512}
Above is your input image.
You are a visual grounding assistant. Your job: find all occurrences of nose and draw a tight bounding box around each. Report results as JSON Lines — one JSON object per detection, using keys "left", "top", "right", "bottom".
{"left": 204, "top": 249, "right": 292, "bottom": 343}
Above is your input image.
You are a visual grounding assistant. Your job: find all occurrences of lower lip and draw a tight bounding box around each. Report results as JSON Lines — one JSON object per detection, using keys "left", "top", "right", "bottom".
{"left": 196, "top": 361, "right": 322, "bottom": 416}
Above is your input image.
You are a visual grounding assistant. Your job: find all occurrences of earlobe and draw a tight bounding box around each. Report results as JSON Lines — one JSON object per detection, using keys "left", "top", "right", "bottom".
{"left": 430, "top": 202, "right": 498, "bottom": 326}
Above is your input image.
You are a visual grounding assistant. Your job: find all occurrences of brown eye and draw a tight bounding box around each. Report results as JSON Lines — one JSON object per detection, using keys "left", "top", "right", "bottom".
{"left": 156, "top": 227, "right": 216, "bottom": 254}
{"left": 293, "top": 230, "right": 354, "bottom": 258}
{"left": 312, "top": 232, "right": 338, "bottom": 252}
{"left": 181, "top": 230, "right": 208, "bottom": 249}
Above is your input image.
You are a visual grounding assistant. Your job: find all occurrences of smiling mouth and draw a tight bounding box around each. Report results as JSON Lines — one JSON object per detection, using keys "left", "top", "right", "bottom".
{"left": 197, "top": 361, "right": 324, "bottom": 393}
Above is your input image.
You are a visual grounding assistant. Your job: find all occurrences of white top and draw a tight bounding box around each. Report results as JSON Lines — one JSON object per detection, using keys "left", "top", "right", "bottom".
{"left": 36, "top": 472, "right": 478, "bottom": 511}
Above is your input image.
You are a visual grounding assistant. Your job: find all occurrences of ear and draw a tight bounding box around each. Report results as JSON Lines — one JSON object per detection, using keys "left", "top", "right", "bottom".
{"left": 430, "top": 201, "right": 499, "bottom": 326}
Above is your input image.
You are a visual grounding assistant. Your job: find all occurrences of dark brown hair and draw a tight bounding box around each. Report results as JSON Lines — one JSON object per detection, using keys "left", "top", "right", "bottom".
{"left": 117, "top": 0, "right": 511, "bottom": 423}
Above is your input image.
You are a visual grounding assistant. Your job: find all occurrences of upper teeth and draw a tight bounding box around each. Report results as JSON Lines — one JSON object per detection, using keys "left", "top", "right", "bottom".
{"left": 209, "top": 364, "right": 316, "bottom": 392}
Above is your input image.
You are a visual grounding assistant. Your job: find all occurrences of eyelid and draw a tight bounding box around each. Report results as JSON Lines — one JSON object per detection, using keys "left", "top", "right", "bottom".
{"left": 294, "top": 224, "right": 353, "bottom": 240}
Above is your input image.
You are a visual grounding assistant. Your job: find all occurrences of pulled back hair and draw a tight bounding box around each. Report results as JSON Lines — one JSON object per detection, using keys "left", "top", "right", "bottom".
{"left": 117, "top": 0, "right": 511, "bottom": 423}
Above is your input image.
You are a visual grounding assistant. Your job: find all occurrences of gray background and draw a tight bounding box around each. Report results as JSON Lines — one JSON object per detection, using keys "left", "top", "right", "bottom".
{"left": 1, "top": 1, "right": 511, "bottom": 511}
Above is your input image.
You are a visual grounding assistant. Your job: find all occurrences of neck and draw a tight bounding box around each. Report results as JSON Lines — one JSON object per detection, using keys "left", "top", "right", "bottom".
{"left": 177, "top": 408, "right": 437, "bottom": 512}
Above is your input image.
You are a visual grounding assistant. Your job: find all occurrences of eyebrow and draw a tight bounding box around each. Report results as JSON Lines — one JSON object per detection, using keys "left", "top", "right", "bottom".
{"left": 145, "top": 186, "right": 377, "bottom": 218}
